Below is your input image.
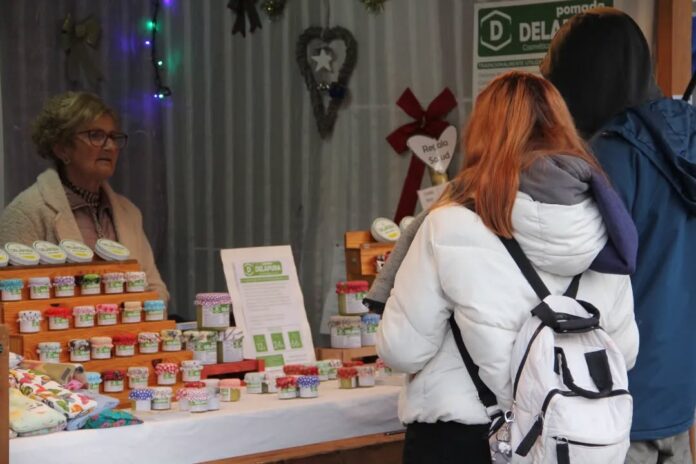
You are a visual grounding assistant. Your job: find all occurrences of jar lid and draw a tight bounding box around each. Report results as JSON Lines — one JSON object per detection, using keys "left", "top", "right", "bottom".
{"left": 123, "top": 301, "right": 142, "bottom": 310}
{"left": 95, "top": 304, "right": 118, "bottom": 313}
{"left": 297, "top": 375, "right": 320, "bottom": 387}
{"left": 90, "top": 336, "right": 113, "bottom": 345}
{"left": 337, "top": 367, "right": 358, "bottom": 378}
{"left": 73, "top": 305, "right": 96, "bottom": 315}
{"left": 160, "top": 329, "right": 182, "bottom": 340}
{"left": 4, "top": 242, "right": 40, "bottom": 266}
{"left": 28, "top": 277, "right": 51, "bottom": 286}
{"left": 370, "top": 217, "right": 401, "bottom": 243}
{"left": 94, "top": 238, "right": 131, "bottom": 261}
{"left": 85, "top": 371, "right": 102, "bottom": 383}
{"left": 129, "top": 388, "right": 153, "bottom": 400}
{"left": 357, "top": 365, "right": 375, "bottom": 376}
{"left": 154, "top": 363, "right": 178, "bottom": 374}
{"left": 151, "top": 386, "right": 173, "bottom": 398}
{"left": 102, "top": 272, "right": 126, "bottom": 282}
{"left": 126, "top": 271, "right": 146, "bottom": 280}
{"left": 53, "top": 275, "right": 75, "bottom": 285}
{"left": 220, "top": 379, "right": 241, "bottom": 387}
{"left": 181, "top": 360, "right": 202, "bottom": 368}
{"left": 44, "top": 306, "right": 71, "bottom": 318}
{"left": 275, "top": 376, "right": 297, "bottom": 388}
{"left": 102, "top": 370, "right": 125, "bottom": 381}
{"left": 59, "top": 239, "right": 94, "bottom": 263}
{"left": 81, "top": 274, "right": 101, "bottom": 284}
{"left": 32, "top": 240, "right": 67, "bottom": 264}
{"left": 17, "top": 310, "right": 42, "bottom": 321}
{"left": 127, "top": 367, "right": 149, "bottom": 376}
{"left": 112, "top": 334, "right": 137, "bottom": 345}
{"left": 194, "top": 293, "right": 232, "bottom": 306}
{"left": 138, "top": 332, "right": 160, "bottom": 342}
{"left": 335, "top": 280, "right": 369, "bottom": 294}
{"left": 361, "top": 312, "right": 381, "bottom": 324}
{"left": 68, "top": 339, "right": 90, "bottom": 350}
{"left": 37, "top": 342, "right": 62, "bottom": 351}
{"left": 0, "top": 279, "right": 23, "bottom": 289}
{"left": 244, "top": 372, "right": 264, "bottom": 381}
{"left": 143, "top": 300, "right": 166, "bottom": 311}
{"left": 399, "top": 215, "right": 416, "bottom": 232}
{"left": 0, "top": 249, "right": 9, "bottom": 267}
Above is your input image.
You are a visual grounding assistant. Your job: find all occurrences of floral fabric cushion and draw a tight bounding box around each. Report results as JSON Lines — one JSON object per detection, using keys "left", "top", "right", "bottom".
{"left": 9, "top": 388, "right": 66, "bottom": 437}
{"left": 10, "top": 368, "right": 97, "bottom": 419}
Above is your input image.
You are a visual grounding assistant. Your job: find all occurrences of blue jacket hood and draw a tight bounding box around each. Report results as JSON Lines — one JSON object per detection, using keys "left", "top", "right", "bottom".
{"left": 600, "top": 98, "right": 696, "bottom": 214}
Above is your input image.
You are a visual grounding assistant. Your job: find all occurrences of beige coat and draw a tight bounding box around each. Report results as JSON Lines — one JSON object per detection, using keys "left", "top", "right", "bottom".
{"left": 0, "top": 169, "right": 169, "bottom": 301}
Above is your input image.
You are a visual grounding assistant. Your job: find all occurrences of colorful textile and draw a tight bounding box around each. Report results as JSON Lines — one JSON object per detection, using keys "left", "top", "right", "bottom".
{"left": 66, "top": 390, "right": 118, "bottom": 431}
{"left": 82, "top": 409, "right": 143, "bottom": 429}
{"left": 9, "top": 388, "right": 66, "bottom": 437}
{"left": 10, "top": 368, "right": 97, "bottom": 419}
{"left": 19, "top": 360, "right": 83, "bottom": 385}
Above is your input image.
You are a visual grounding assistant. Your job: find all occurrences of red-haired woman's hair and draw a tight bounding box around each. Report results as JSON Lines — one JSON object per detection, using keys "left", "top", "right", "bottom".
{"left": 434, "top": 71, "right": 603, "bottom": 238}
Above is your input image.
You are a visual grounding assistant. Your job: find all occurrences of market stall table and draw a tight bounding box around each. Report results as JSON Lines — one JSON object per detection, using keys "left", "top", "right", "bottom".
{"left": 10, "top": 381, "right": 402, "bottom": 464}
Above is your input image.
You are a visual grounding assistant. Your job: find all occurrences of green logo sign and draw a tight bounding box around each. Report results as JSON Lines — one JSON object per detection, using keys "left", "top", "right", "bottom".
{"left": 253, "top": 334, "right": 268, "bottom": 353}
{"left": 478, "top": 0, "right": 613, "bottom": 57}
{"left": 288, "top": 331, "right": 303, "bottom": 349}
{"left": 243, "top": 261, "right": 283, "bottom": 277}
{"left": 271, "top": 332, "right": 286, "bottom": 351}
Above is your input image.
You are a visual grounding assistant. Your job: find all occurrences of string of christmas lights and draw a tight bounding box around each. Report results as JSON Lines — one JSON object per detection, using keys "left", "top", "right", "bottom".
{"left": 146, "top": 0, "right": 171, "bottom": 100}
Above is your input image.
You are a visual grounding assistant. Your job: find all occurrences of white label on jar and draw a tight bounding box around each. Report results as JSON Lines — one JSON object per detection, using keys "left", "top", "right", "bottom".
{"left": 50, "top": 317, "right": 69, "bottom": 329}
{"left": 82, "top": 283, "right": 100, "bottom": 294}
{"left": 202, "top": 304, "right": 229, "bottom": 327}
{"left": 105, "top": 282, "right": 124, "bottom": 292}
{"left": 221, "top": 341, "right": 243, "bottom": 362}
{"left": 343, "top": 293, "right": 368, "bottom": 314}
{"left": 98, "top": 314, "right": 117, "bottom": 324}
{"left": 152, "top": 398, "right": 170, "bottom": 409}
{"left": 140, "top": 342, "right": 158, "bottom": 352}
{"left": 55, "top": 285, "right": 74, "bottom": 296}
{"left": 3, "top": 288, "right": 21, "bottom": 299}
{"left": 41, "top": 351, "right": 59, "bottom": 361}
{"left": 182, "top": 369, "right": 202, "bottom": 381}
{"left": 75, "top": 315, "right": 94, "bottom": 326}
{"left": 127, "top": 280, "right": 146, "bottom": 290}
{"left": 163, "top": 340, "right": 181, "bottom": 351}
{"left": 87, "top": 383, "right": 100, "bottom": 392}
{"left": 93, "top": 346, "right": 111, "bottom": 358}
{"left": 116, "top": 346, "right": 134, "bottom": 356}
{"left": 122, "top": 310, "right": 140, "bottom": 322}
{"left": 159, "top": 372, "right": 175, "bottom": 381}
{"left": 104, "top": 380, "right": 123, "bottom": 391}
{"left": 130, "top": 378, "right": 148, "bottom": 388}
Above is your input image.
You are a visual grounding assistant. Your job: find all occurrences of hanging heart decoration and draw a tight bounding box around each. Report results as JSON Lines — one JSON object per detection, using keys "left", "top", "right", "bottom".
{"left": 406, "top": 125, "right": 457, "bottom": 174}
{"left": 296, "top": 26, "right": 358, "bottom": 138}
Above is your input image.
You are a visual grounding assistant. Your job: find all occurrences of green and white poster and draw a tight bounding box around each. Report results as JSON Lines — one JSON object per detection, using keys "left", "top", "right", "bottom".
{"left": 473, "top": 0, "right": 613, "bottom": 97}
{"left": 221, "top": 245, "right": 316, "bottom": 369}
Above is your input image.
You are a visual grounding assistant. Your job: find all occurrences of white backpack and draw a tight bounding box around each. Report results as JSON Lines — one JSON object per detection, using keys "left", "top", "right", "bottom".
{"left": 450, "top": 237, "right": 632, "bottom": 464}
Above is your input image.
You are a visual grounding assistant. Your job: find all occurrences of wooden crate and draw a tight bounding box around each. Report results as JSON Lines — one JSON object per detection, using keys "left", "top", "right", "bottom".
{"left": 344, "top": 231, "right": 394, "bottom": 285}
{"left": 315, "top": 346, "right": 377, "bottom": 363}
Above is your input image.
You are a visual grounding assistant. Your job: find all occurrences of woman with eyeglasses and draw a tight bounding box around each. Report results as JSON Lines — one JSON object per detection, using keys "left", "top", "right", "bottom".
{"left": 0, "top": 91, "right": 168, "bottom": 301}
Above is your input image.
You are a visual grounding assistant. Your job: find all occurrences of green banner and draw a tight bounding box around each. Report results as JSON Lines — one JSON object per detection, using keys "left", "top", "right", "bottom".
{"left": 477, "top": 0, "right": 613, "bottom": 57}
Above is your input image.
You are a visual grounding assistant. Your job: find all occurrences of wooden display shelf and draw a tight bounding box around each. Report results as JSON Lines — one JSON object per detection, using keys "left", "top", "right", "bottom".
{"left": 10, "top": 319, "right": 177, "bottom": 361}
{"left": 344, "top": 231, "right": 394, "bottom": 285}
{"left": 1, "top": 291, "right": 160, "bottom": 335}
{"left": 201, "top": 359, "right": 264, "bottom": 379}
{"left": 315, "top": 346, "right": 377, "bottom": 363}
{"left": 0, "top": 260, "right": 142, "bottom": 301}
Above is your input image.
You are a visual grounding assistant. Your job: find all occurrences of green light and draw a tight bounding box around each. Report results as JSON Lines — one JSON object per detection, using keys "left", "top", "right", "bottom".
{"left": 147, "top": 20, "right": 156, "bottom": 30}
{"left": 157, "top": 60, "right": 164, "bottom": 67}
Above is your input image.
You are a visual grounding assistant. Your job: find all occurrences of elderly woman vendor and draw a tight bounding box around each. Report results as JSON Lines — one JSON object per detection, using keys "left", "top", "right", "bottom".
{"left": 0, "top": 91, "right": 168, "bottom": 301}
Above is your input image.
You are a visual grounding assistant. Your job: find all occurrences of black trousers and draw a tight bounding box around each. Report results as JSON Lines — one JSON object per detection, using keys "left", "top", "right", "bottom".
{"left": 403, "top": 421, "right": 492, "bottom": 464}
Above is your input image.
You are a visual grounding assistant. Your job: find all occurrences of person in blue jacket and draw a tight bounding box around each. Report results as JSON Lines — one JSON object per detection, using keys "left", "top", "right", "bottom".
{"left": 541, "top": 8, "right": 696, "bottom": 463}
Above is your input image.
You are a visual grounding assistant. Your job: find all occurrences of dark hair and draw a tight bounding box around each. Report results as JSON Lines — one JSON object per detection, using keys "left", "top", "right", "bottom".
{"left": 540, "top": 7, "right": 662, "bottom": 138}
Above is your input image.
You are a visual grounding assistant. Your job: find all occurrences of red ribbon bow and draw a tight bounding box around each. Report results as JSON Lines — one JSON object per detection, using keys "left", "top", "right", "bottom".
{"left": 386, "top": 88, "right": 457, "bottom": 153}
{"left": 386, "top": 87, "right": 458, "bottom": 223}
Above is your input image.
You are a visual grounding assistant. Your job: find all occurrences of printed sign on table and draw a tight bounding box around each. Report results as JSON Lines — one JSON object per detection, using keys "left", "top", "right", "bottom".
{"left": 221, "top": 245, "right": 316, "bottom": 369}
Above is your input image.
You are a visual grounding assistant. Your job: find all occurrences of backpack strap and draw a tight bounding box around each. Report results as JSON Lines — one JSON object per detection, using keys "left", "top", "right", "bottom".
{"left": 449, "top": 315, "right": 498, "bottom": 413}
{"left": 499, "top": 236, "right": 582, "bottom": 299}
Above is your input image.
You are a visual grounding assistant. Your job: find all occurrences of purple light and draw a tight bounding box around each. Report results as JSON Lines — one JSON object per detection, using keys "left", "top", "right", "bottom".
{"left": 163, "top": 0, "right": 172, "bottom": 5}
{"left": 144, "top": 40, "right": 151, "bottom": 46}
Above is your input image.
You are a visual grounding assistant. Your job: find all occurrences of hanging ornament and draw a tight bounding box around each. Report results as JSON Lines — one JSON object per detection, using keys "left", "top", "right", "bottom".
{"left": 296, "top": 26, "right": 358, "bottom": 138}
{"left": 360, "top": 0, "right": 388, "bottom": 14}
{"left": 260, "top": 0, "right": 287, "bottom": 21}
{"left": 228, "top": 0, "right": 262, "bottom": 37}
{"left": 60, "top": 14, "right": 103, "bottom": 88}
{"left": 386, "top": 88, "right": 458, "bottom": 222}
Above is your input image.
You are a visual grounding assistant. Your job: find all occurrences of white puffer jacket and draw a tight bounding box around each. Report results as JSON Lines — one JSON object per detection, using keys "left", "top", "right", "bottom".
{"left": 377, "top": 192, "right": 639, "bottom": 425}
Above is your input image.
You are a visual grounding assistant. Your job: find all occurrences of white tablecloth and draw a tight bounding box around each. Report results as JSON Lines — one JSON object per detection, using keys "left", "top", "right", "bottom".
{"left": 10, "top": 382, "right": 402, "bottom": 464}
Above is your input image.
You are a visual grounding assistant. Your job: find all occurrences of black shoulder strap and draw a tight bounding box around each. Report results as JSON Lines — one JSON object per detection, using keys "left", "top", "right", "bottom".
{"left": 449, "top": 315, "right": 497, "bottom": 409}
{"left": 499, "top": 236, "right": 581, "bottom": 299}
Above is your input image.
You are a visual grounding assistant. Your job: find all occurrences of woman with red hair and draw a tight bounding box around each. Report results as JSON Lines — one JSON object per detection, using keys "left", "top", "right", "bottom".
{"left": 377, "top": 71, "right": 639, "bottom": 463}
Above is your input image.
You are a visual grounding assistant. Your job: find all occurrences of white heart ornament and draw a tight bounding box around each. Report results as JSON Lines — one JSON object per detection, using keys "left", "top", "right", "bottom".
{"left": 406, "top": 125, "right": 457, "bottom": 174}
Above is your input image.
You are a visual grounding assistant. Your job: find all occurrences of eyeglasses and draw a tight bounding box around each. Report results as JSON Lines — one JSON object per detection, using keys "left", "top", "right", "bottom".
{"left": 75, "top": 129, "right": 128, "bottom": 149}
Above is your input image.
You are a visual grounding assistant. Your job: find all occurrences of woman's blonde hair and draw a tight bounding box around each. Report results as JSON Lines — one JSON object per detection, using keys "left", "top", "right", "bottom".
{"left": 435, "top": 71, "right": 603, "bottom": 238}
{"left": 31, "top": 91, "right": 118, "bottom": 161}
